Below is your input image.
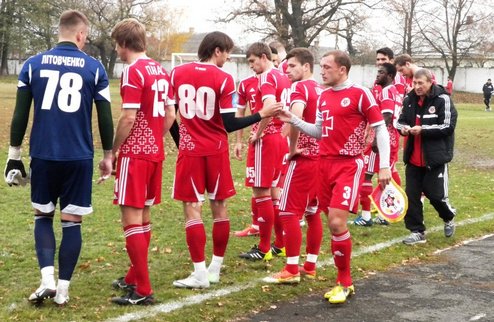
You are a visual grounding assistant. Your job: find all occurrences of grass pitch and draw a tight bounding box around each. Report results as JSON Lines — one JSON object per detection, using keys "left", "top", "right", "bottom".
{"left": 0, "top": 80, "right": 493, "bottom": 321}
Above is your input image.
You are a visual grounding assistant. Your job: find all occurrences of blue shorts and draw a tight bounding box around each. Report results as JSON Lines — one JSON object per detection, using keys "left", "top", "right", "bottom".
{"left": 30, "top": 158, "right": 93, "bottom": 215}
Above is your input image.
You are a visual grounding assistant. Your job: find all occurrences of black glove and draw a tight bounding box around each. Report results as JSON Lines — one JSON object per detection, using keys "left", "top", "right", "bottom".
{"left": 4, "top": 146, "right": 28, "bottom": 186}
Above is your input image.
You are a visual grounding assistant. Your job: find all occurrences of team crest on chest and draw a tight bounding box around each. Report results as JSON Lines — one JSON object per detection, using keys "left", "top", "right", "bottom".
{"left": 428, "top": 106, "right": 436, "bottom": 114}
{"left": 340, "top": 97, "right": 351, "bottom": 107}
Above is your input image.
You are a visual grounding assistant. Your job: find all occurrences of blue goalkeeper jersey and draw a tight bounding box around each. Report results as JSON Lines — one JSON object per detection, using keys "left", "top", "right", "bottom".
{"left": 18, "top": 42, "right": 111, "bottom": 161}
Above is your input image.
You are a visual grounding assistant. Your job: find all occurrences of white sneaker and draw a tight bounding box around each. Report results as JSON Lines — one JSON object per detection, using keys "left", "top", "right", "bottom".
{"left": 173, "top": 272, "right": 210, "bottom": 289}
{"left": 28, "top": 286, "right": 56, "bottom": 303}
{"left": 208, "top": 271, "right": 220, "bottom": 284}
{"left": 54, "top": 290, "right": 70, "bottom": 305}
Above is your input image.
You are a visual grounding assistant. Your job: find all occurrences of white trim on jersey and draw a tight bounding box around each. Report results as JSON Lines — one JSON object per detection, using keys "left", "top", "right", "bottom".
{"left": 98, "top": 85, "right": 112, "bottom": 102}
{"left": 220, "top": 107, "right": 236, "bottom": 114}
{"left": 95, "top": 67, "right": 99, "bottom": 85}
{"left": 122, "top": 103, "right": 141, "bottom": 109}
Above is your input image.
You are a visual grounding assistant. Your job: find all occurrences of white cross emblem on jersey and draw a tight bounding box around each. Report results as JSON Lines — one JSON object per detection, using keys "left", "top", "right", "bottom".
{"left": 321, "top": 110, "right": 334, "bottom": 137}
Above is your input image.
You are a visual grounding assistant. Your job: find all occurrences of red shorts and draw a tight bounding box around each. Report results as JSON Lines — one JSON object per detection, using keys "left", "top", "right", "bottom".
{"left": 279, "top": 157, "right": 319, "bottom": 218}
{"left": 173, "top": 151, "right": 235, "bottom": 202}
{"left": 114, "top": 157, "right": 162, "bottom": 208}
{"left": 318, "top": 156, "right": 365, "bottom": 214}
{"left": 276, "top": 137, "right": 290, "bottom": 189}
{"left": 363, "top": 149, "right": 398, "bottom": 174}
{"left": 245, "top": 134, "right": 285, "bottom": 188}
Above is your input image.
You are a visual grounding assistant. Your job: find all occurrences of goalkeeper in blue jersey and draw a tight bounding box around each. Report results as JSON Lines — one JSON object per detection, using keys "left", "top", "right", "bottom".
{"left": 4, "top": 10, "right": 114, "bottom": 305}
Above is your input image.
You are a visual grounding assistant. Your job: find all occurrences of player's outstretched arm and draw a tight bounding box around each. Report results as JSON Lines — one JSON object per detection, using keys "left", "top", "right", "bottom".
{"left": 374, "top": 123, "right": 391, "bottom": 188}
{"left": 288, "top": 113, "right": 323, "bottom": 139}
{"left": 234, "top": 107, "right": 247, "bottom": 160}
{"left": 221, "top": 102, "right": 283, "bottom": 133}
{"left": 5, "top": 89, "right": 32, "bottom": 186}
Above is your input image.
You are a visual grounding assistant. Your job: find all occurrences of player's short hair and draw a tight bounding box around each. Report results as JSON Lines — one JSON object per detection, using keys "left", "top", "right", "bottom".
{"left": 246, "top": 42, "right": 272, "bottom": 60}
{"left": 58, "top": 10, "right": 89, "bottom": 34}
{"left": 322, "top": 50, "right": 351, "bottom": 74}
{"left": 197, "top": 31, "right": 234, "bottom": 62}
{"left": 269, "top": 46, "right": 278, "bottom": 55}
{"left": 394, "top": 54, "right": 413, "bottom": 67}
{"left": 414, "top": 68, "right": 433, "bottom": 82}
{"left": 376, "top": 47, "right": 394, "bottom": 59}
{"left": 286, "top": 47, "right": 314, "bottom": 72}
{"left": 111, "top": 18, "right": 146, "bottom": 52}
{"left": 381, "top": 62, "right": 397, "bottom": 79}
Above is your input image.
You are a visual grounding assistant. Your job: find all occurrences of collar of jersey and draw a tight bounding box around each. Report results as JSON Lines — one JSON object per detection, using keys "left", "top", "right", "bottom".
{"left": 57, "top": 41, "right": 78, "bottom": 48}
{"left": 331, "top": 79, "right": 353, "bottom": 91}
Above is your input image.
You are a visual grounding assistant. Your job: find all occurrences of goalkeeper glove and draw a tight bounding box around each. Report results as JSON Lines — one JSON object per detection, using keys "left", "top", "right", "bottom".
{"left": 4, "top": 146, "right": 28, "bottom": 186}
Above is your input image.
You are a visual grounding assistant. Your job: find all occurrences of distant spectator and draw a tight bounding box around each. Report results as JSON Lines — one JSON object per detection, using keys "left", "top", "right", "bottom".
{"left": 446, "top": 77, "right": 453, "bottom": 95}
{"left": 482, "top": 79, "right": 493, "bottom": 111}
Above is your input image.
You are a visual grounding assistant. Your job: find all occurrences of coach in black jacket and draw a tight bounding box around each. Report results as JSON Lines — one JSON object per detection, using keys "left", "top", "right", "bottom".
{"left": 396, "top": 68, "right": 457, "bottom": 245}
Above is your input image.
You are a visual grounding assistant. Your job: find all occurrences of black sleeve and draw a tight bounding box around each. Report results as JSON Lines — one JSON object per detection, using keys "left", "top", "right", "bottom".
{"left": 95, "top": 100, "right": 114, "bottom": 151}
{"left": 221, "top": 112, "right": 262, "bottom": 133}
{"left": 10, "top": 89, "right": 33, "bottom": 146}
{"left": 168, "top": 104, "right": 179, "bottom": 148}
{"left": 169, "top": 120, "right": 180, "bottom": 148}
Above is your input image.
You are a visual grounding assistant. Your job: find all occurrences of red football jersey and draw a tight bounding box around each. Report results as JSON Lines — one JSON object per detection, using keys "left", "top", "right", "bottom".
{"left": 237, "top": 75, "right": 258, "bottom": 113}
{"left": 119, "top": 57, "right": 175, "bottom": 161}
{"left": 252, "top": 68, "right": 291, "bottom": 135}
{"left": 394, "top": 73, "right": 406, "bottom": 99}
{"left": 290, "top": 79, "right": 323, "bottom": 159}
{"left": 317, "top": 83, "right": 384, "bottom": 157}
{"left": 372, "top": 73, "right": 406, "bottom": 103}
{"left": 278, "top": 60, "right": 288, "bottom": 75}
{"left": 378, "top": 84, "right": 400, "bottom": 156}
{"left": 171, "top": 62, "right": 236, "bottom": 156}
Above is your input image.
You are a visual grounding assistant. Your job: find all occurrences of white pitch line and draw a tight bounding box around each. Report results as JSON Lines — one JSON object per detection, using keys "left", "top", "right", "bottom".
{"left": 107, "top": 212, "right": 494, "bottom": 322}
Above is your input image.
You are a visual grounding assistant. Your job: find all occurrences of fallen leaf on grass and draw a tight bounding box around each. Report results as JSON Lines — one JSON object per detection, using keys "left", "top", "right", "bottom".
{"left": 78, "top": 261, "right": 91, "bottom": 270}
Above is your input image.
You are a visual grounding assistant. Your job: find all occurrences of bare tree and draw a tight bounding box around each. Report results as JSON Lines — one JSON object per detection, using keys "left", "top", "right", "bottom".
{"left": 382, "top": 0, "right": 423, "bottom": 55}
{"left": 415, "top": 0, "right": 493, "bottom": 80}
{"left": 328, "top": 8, "right": 370, "bottom": 57}
{"left": 219, "top": 0, "right": 375, "bottom": 50}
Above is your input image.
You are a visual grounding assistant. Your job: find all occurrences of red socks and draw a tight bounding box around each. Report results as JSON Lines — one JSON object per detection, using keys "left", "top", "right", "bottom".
{"left": 272, "top": 199, "right": 284, "bottom": 249}
{"left": 256, "top": 196, "right": 274, "bottom": 253}
{"left": 280, "top": 214, "right": 301, "bottom": 274}
{"left": 124, "top": 224, "right": 152, "bottom": 296}
{"left": 304, "top": 212, "right": 323, "bottom": 272}
{"left": 251, "top": 197, "right": 259, "bottom": 228}
{"left": 185, "top": 219, "right": 206, "bottom": 263}
{"left": 124, "top": 222, "right": 151, "bottom": 285}
{"left": 360, "top": 180, "right": 373, "bottom": 212}
{"left": 212, "top": 218, "right": 230, "bottom": 257}
{"left": 331, "top": 230, "right": 353, "bottom": 287}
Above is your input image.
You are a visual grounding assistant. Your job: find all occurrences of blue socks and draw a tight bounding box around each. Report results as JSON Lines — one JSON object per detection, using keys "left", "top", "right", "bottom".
{"left": 58, "top": 220, "right": 82, "bottom": 281}
{"left": 34, "top": 215, "right": 56, "bottom": 268}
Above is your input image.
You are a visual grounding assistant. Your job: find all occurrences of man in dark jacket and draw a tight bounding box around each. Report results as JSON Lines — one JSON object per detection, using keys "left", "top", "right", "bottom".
{"left": 482, "top": 79, "right": 493, "bottom": 111}
{"left": 397, "top": 68, "right": 457, "bottom": 245}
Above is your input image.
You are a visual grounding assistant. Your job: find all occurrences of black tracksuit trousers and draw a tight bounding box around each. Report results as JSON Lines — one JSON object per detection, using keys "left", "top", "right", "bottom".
{"left": 404, "top": 163, "right": 456, "bottom": 233}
